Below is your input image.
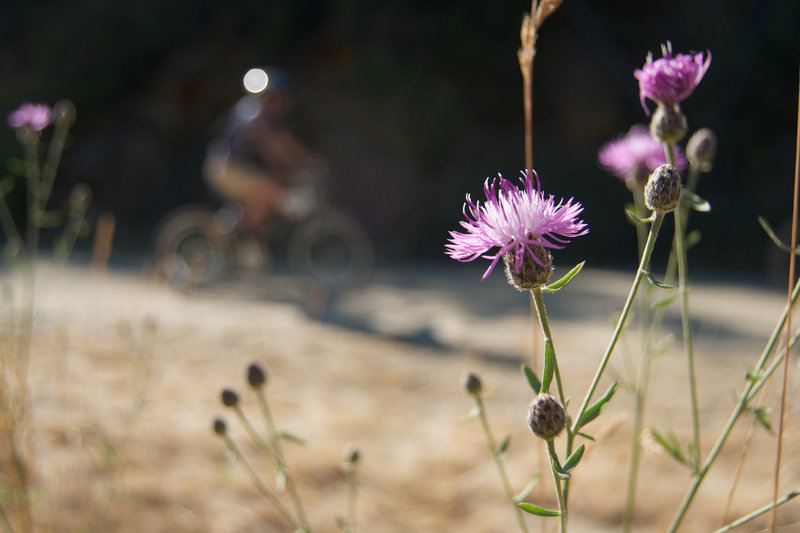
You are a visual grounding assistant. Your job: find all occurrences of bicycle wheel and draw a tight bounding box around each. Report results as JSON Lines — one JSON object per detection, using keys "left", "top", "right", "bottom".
{"left": 287, "top": 211, "right": 373, "bottom": 287}
{"left": 151, "top": 205, "right": 234, "bottom": 288}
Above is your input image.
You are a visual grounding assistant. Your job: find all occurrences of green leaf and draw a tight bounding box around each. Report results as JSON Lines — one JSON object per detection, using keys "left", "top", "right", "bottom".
{"left": 496, "top": 435, "right": 511, "bottom": 457}
{"left": 625, "top": 207, "right": 654, "bottom": 226}
{"left": 576, "top": 383, "right": 618, "bottom": 430}
{"left": 562, "top": 444, "right": 585, "bottom": 473}
{"left": 680, "top": 189, "right": 711, "bottom": 212}
{"left": 278, "top": 431, "right": 306, "bottom": 445}
{"left": 513, "top": 473, "right": 542, "bottom": 503}
{"left": 542, "top": 261, "right": 585, "bottom": 293}
{"left": 685, "top": 229, "right": 702, "bottom": 250}
{"left": 751, "top": 406, "right": 773, "bottom": 433}
{"left": 653, "top": 291, "right": 680, "bottom": 308}
{"left": 650, "top": 427, "right": 687, "bottom": 466}
{"left": 758, "top": 216, "right": 800, "bottom": 254}
{"left": 540, "top": 340, "right": 555, "bottom": 394}
{"left": 577, "top": 431, "right": 595, "bottom": 441}
{"left": 522, "top": 363, "right": 541, "bottom": 394}
{"left": 644, "top": 270, "right": 674, "bottom": 290}
{"left": 518, "top": 503, "right": 560, "bottom": 517}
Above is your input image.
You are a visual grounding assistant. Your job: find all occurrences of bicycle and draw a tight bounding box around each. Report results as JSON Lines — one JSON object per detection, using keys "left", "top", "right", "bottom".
{"left": 150, "top": 162, "right": 373, "bottom": 292}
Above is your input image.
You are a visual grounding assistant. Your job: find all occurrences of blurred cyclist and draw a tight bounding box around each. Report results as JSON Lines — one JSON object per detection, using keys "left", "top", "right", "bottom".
{"left": 203, "top": 67, "right": 313, "bottom": 238}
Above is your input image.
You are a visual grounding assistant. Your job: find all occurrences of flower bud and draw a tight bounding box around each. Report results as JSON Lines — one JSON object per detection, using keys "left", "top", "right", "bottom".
{"left": 247, "top": 362, "right": 268, "bottom": 389}
{"left": 644, "top": 164, "right": 682, "bottom": 213}
{"left": 503, "top": 245, "right": 553, "bottom": 291}
{"left": 527, "top": 393, "right": 565, "bottom": 440}
{"left": 213, "top": 417, "right": 227, "bottom": 436}
{"left": 344, "top": 447, "right": 360, "bottom": 465}
{"left": 650, "top": 103, "right": 688, "bottom": 145}
{"left": 461, "top": 372, "right": 483, "bottom": 396}
{"left": 686, "top": 127, "right": 717, "bottom": 171}
{"left": 221, "top": 388, "right": 239, "bottom": 408}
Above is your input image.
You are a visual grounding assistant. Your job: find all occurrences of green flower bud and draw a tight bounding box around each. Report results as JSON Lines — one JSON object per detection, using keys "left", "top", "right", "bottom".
{"left": 461, "top": 372, "right": 483, "bottom": 396}
{"left": 645, "top": 164, "right": 682, "bottom": 213}
{"left": 686, "top": 127, "right": 717, "bottom": 171}
{"left": 650, "top": 103, "right": 688, "bottom": 146}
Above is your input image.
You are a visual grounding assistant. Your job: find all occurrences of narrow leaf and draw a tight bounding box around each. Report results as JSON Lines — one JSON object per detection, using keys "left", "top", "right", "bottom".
{"left": 577, "top": 431, "right": 595, "bottom": 441}
{"left": 644, "top": 270, "right": 674, "bottom": 290}
{"left": 576, "top": 382, "right": 618, "bottom": 430}
{"left": 518, "top": 503, "right": 560, "bottom": 517}
{"left": 513, "top": 473, "right": 542, "bottom": 503}
{"left": 562, "top": 444, "right": 585, "bottom": 473}
{"left": 680, "top": 189, "right": 711, "bottom": 212}
{"left": 624, "top": 207, "right": 654, "bottom": 226}
{"left": 522, "top": 363, "right": 541, "bottom": 394}
{"left": 753, "top": 407, "right": 773, "bottom": 433}
{"left": 461, "top": 406, "right": 481, "bottom": 422}
{"left": 278, "top": 431, "right": 306, "bottom": 445}
{"left": 496, "top": 435, "right": 511, "bottom": 457}
{"left": 758, "top": 216, "right": 800, "bottom": 254}
{"left": 540, "top": 340, "right": 555, "bottom": 394}
{"left": 685, "top": 229, "right": 702, "bottom": 249}
{"left": 650, "top": 427, "right": 687, "bottom": 465}
{"left": 653, "top": 291, "right": 680, "bottom": 308}
{"left": 542, "top": 261, "right": 585, "bottom": 293}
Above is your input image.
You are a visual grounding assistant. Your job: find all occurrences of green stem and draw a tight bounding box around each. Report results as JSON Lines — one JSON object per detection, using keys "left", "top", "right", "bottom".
{"left": 674, "top": 212, "right": 701, "bottom": 470}
{"left": 546, "top": 439, "right": 567, "bottom": 533}
{"left": 255, "top": 389, "right": 311, "bottom": 531}
{"left": 667, "top": 277, "right": 800, "bottom": 532}
{"left": 345, "top": 462, "right": 359, "bottom": 533}
{"left": 530, "top": 288, "right": 565, "bottom": 405}
{"left": 570, "top": 212, "right": 665, "bottom": 434}
{"left": 474, "top": 394, "right": 529, "bottom": 533}
{"left": 714, "top": 490, "right": 800, "bottom": 533}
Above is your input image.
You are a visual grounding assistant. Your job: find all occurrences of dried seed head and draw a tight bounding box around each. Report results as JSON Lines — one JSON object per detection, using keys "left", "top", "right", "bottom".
{"left": 649, "top": 103, "right": 688, "bottom": 146}
{"left": 686, "top": 127, "right": 717, "bottom": 171}
{"left": 527, "top": 393, "right": 566, "bottom": 440}
{"left": 503, "top": 244, "right": 553, "bottom": 291}
{"left": 645, "top": 164, "right": 682, "bottom": 213}
{"left": 461, "top": 372, "right": 483, "bottom": 396}
{"left": 213, "top": 417, "right": 227, "bottom": 436}
{"left": 247, "top": 362, "right": 268, "bottom": 389}
{"left": 221, "top": 388, "right": 239, "bottom": 408}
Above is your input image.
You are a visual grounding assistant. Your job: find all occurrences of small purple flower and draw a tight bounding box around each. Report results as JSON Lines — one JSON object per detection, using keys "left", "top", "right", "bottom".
{"left": 598, "top": 124, "right": 688, "bottom": 185}
{"left": 446, "top": 170, "right": 588, "bottom": 280}
{"left": 7, "top": 103, "right": 53, "bottom": 131}
{"left": 634, "top": 43, "right": 711, "bottom": 115}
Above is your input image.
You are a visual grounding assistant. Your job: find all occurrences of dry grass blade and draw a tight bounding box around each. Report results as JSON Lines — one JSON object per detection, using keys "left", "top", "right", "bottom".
{"left": 534, "top": 0, "right": 565, "bottom": 29}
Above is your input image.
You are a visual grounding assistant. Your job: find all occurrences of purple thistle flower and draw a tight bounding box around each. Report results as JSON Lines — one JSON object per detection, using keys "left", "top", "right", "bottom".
{"left": 446, "top": 170, "right": 588, "bottom": 280}
{"left": 7, "top": 103, "right": 53, "bottom": 131}
{"left": 634, "top": 43, "right": 711, "bottom": 115}
{"left": 598, "top": 124, "right": 688, "bottom": 185}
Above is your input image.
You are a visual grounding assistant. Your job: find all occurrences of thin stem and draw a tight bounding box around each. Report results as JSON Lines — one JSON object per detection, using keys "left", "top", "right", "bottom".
{"left": 667, "top": 278, "right": 800, "bottom": 532}
{"left": 474, "top": 394, "right": 529, "bottom": 533}
{"left": 222, "top": 433, "right": 300, "bottom": 530}
{"left": 0, "top": 503, "right": 15, "bottom": 533}
{"left": 571, "top": 213, "right": 665, "bottom": 434}
{"left": 674, "top": 212, "right": 701, "bottom": 470}
{"left": 232, "top": 405, "right": 277, "bottom": 460}
{"left": 714, "top": 490, "right": 800, "bottom": 533}
{"left": 255, "top": 389, "right": 310, "bottom": 531}
{"left": 546, "top": 439, "right": 567, "bottom": 533}
{"left": 769, "top": 67, "right": 800, "bottom": 533}
{"left": 531, "top": 288, "right": 565, "bottom": 405}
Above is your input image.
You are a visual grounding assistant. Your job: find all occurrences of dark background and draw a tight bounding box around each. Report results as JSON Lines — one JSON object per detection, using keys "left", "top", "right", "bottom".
{"left": 1, "top": 0, "right": 798, "bottom": 279}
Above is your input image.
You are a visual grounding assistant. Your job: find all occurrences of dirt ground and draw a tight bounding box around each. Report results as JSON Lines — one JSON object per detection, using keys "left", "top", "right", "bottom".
{"left": 3, "top": 261, "right": 800, "bottom": 532}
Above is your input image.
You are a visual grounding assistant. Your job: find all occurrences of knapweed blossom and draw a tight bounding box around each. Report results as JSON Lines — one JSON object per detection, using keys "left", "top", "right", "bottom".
{"left": 446, "top": 170, "right": 587, "bottom": 281}
{"left": 634, "top": 43, "right": 711, "bottom": 115}
{"left": 7, "top": 103, "right": 53, "bottom": 131}
{"left": 598, "top": 124, "right": 688, "bottom": 188}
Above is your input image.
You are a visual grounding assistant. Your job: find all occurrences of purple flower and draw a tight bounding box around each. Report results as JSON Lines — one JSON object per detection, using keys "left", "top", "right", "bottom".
{"left": 634, "top": 43, "right": 711, "bottom": 115}
{"left": 7, "top": 103, "right": 53, "bottom": 131}
{"left": 446, "top": 170, "right": 588, "bottom": 280}
{"left": 598, "top": 124, "right": 688, "bottom": 185}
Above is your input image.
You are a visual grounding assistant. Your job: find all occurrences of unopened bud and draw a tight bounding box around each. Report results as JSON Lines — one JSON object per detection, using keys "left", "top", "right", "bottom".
{"left": 221, "top": 388, "right": 239, "bottom": 408}
{"left": 686, "top": 128, "right": 717, "bottom": 171}
{"left": 213, "top": 417, "right": 227, "bottom": 436}
{"left": 247, "top": 362, "right": 268, "bottom": 389}
{"left": 462, "top": 372, "right": 483, "bottom": 396}
{"left": 503, "top": 245, "right": 553, "bottom": 291}
{"left": 650, "top": 103, "right": 688, "bottom": 146}
{"left": 527, "top": 393, "right": 565, "bottom": 440}
{"left": 344, "top": 447, "right": 360, "bottom": 465}
{"left": 645, "top": 164, "right": 682, "bottom": 213}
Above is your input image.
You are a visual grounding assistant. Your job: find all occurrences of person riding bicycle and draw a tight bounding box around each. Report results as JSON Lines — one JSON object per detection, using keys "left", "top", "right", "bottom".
{"left": 203, "top": 67, "right": 315, "bottom": 238}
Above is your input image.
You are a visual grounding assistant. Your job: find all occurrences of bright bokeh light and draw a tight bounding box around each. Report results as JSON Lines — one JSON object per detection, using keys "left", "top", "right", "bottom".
{"left": 243, "top": 68, "right": 269, "bottom": 94}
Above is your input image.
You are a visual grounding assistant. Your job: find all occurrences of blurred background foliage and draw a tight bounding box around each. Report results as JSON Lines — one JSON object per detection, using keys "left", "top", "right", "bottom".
{"left": 1, "top": 0, "right": 798, "bottom": 278}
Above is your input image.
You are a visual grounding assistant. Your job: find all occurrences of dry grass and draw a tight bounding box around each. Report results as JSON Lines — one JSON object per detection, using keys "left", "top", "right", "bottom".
{"left": 1, "top": 264, "right": 799, "bottom": 532}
